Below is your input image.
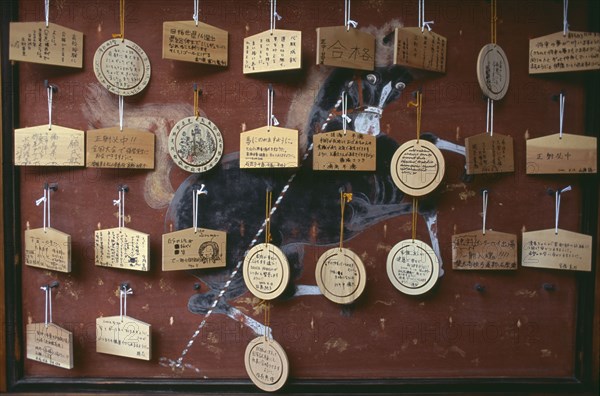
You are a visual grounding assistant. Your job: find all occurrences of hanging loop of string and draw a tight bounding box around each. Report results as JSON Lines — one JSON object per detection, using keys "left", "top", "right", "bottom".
{"left": 119, "top": 283, "right": 133, "bottom": 320}
{"left": 490, "top": 0, "right": 497, "bottom": 44}
{"left": 482, "top": 189, "right": 489, "bottom": 235}
{"left": 193, "top": 83, "right": 201, "bottom": 119}
{"left": 558, "top": 91, "right": 565, "bottom": 139}
{"left": 118, "top": 95, "right": 124, "bottom": 131}
{"left": 267, "top": 85, "right": 279, "bottom": 131}
{"left": 270, "top": 0, "right": 282, "bottom": 33}
{"left": 40, "top": 282, "right": 58, "bottom": 327}
{"left": 113, "top": 185, "right": 128, "bottom": 228}
{"left": 418, "top": 0, "right": 434, "bottom": 32}
{"left": 553, "top": 185, "right": 572, "bottom": 235}
{"left": 41, "top": 285, "right": 51, "bottom": 326}
{"left": 262, "top": 300, "right": 271, "bottom": 341}
{"left": 341, "top": 91, "right": 352, "bottom": 135}
{"left": 193, "top": 0, "right": 200, "bottom": 26}
{"left": 111, "top": 0, "right": 125, "bottom": 40}
{"left": 265, "top": 189, "right": 273, "bottom": 243}
{"left": 44, "top": 0, "right": 50, "bottom": 27}
{"left": 411, "top": 198, "right": 419, "bottom": 241}
{"left": 486, "top": 98, "right": 494, "bottom": 137}
{"left": 344, "top": 0, "right": 358, "bottom": 31}
{"left": 563, "top": 0, "right": 569, "bottom": 36}
{"left": 192, "top": 184, "right": 208, "bottom": 232}
{"left": 36, "top": 183, "right": 57, "bottom": 231}
{"left": 45, "top": 81, "right": 57, "bottom": 131}
{"left": 339, "top": 190, "right": 353, "bottom": 250}
{"left": 408, "top": 90, "right": 422, "bottom": 142}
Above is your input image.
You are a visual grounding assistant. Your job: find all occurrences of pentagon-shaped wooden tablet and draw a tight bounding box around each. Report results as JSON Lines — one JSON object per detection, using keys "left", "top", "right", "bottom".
{"left": 162, "top": 227, "right": 227, "bottom": 271}
{"left": 526, "top": 133, "right": 597, "bottom": 174}
{"left": 387, "top": 239, "right": 439, "bottom": 295}
{"left": 96, "top": 315, "right": 151, "bottom": 360}
{"left": 477, "top": 43, "right": 510, "bottom": 101}
{"left": 315, "top": 247, "right": 366, "bottom": 304}
{"left": 26, "top": 322, "right": 74, "bottom": 369}
{"left": 94, "top": 227, "right": 150, "bottom": 272}
{"left": 390, "top": 139, "right": 445, "bottom": 196}
{"left": 24, "top": 227, "right": 71, "bottom": 273}
{"left": 240, "top": 126, "right": 299, "bottom": 169}
{"left": 393, "top": 27, "right": 447, "bottom": 73}
{"left": 313, "top": 130, "right": 376, "bottom": 171}
{"left": 94, "top": 38, "right": 151, "bottom": 96}
{"left": 162, "top": 20, "right": 228, "bottom": 66}
{"left": 529, "top": 31, "right": 600, "bottom": 74}
{"left": 243, "top": 243, "right": 290, "bottom": 300}
{"left": 14, "top": 125, "right": 85, "bottom": 166}
{"left": 244, "top": 336, "right": 289, "bottom": 392}
{"left": 452, "top": 230, "right": 518, "bottom": 270}
{"left": 522, "top": 229, "right": 592, "bottom": 272}
{"left": 465, "top": 132, "right": 514, "bottom": 174}
{"left": 9, "top": 22, "right": 83, "bottom": 68}
{"left": 243, "top": 29, "right": 301, "bottom": 74}
{"left": 86, "top": 127, "right": 155, "bottom": 169}
{"left": 316, "top": 26, "right": 375, "bottom": 71}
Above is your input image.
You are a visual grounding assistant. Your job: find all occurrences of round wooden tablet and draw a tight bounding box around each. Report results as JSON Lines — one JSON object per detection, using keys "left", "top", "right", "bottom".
{"left": 244, "top": 336, "right": 289, "bottom": 392}
{"left": 386, "top": 239, "right": 439, "bottom": 295}
{"left": 243, "top": 243, "right": 290, "bottom": 300}
{"left": 315, "top": 247, "right": 366, "bottom": 304}
{"left": 168, "top": 116, "right": 224, "bottom": 173}
{"left": 93, "top": 38, "right": 151, "bottom": 96}
{"left": 390, "top": 139, "right": 445, "bottom": 196}
{"left": 476, "top": 43, "right": 510, "bottom": 101}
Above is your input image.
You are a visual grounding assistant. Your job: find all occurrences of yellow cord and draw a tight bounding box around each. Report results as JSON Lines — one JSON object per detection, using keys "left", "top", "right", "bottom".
{"left": 339, "top": 192, "right": 352, "bottom": 249}
{"left": 193, "top": 86, "right": 200, "bottom": 119}
{"left": 412, "top": 198, "right": 419, "bottom": 241}
{"left": 407, "top": 91, "right": 423, "bottom": 142}
{"left": 112, "top": 0, "right": 125, "bottom": 40}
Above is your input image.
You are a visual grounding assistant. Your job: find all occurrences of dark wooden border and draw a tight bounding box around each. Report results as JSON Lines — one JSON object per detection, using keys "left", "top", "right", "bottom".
{"left": 1, "top": 0, "right": 599, "bottom": 394}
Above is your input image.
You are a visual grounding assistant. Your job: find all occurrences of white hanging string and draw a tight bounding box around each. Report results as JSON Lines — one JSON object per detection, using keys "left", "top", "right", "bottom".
{"left": 270, "top": 0, "right": 282, "bottom": 33}
{"left": 554, "top": 185, "right": 572, "bottom": 235}
{"left": 559, "top": 92, "right": 565, "bottom": 139}
{"left": 563, "top": 0, "right": 569, "bottom": 36}
{"left": 47, "top": 84, "right": 53, "bottom": 130}
{"left": 344, "top": 0, "right": 358, "bottom": 31}
{"left": 44, "top": 0, "right": 50, "bottom": 27}
{"left": 418, "top": 0, "right": 434, "bottom": 32}
{"left": 482, "top": 189, "right": 488, "bottom": 235}
{"left": 341, "top": 91, "right": 352, "bottom": 135}
{"left": 118, "top": 95, "right": 124, "bottom": 132}
{"left": 192, "top": 184, "right": 208, "bottom": 232}
{"left": 193, "top": 0, "right": 199, "bottom": 26}
{"left": 486, "top": 98, "right": 494, "bottom": 137}
{"left": 119, "top": 285, "right": 133, "bottom": 320}
{"left": 113, "top": 187, "right": 126, "bottom": 228}
{"left": 40, "top": 285, "right": 50, "bottom": 326}
{"left": 267, "top": 85, "right": 279, "bottom": 131}
{"left": 35, "top": 185, "right": 50, "bottom": 231}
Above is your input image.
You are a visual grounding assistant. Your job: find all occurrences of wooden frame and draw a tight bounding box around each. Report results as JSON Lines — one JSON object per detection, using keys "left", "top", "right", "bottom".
{"left": 1, "top": 0, "right": 599, "bottom": 394}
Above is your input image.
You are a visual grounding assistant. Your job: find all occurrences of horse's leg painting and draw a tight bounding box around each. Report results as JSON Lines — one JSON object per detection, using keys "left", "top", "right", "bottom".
{"left": 165, "top": 65, "right": 467, "bottom": 344}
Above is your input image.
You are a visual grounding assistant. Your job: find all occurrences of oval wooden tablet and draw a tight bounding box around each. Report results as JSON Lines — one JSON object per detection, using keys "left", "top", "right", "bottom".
{"left": 390, "top": 139, "right": 445, "bottom": 196}
{"left": 93, "top": 38, "right": 151, "bottom": 96}
{"left": 243, "top": 243, "right": 290, "bottom": 300}
{"left": 244, "top": 336, "right": 289, "bottom": 392}
{"left": 387, "top": 239, "right": 439, "bottom": 295}
{"left": 315, "top": 247, "right": 366, "bottom": 304}
{"left": 476, "top": 43, "right": 510, "bottom": 101}
{"left": 168, "top": 116, "right": 224, "bottom": 173}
